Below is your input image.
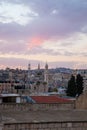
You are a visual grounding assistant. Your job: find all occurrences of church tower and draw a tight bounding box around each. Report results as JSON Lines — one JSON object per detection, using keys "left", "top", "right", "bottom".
{"left": 44, "top": 62, "right": 49, "bottom": 83}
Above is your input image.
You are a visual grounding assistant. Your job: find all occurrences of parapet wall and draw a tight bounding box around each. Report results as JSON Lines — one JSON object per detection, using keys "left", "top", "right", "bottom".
{"left": 3, "top": 121, "right": 87, "bottom": 130}
{"left": 76, "top": 91, "right": 87, "bottom": 109}
{"left": 0, "top": 102, "right": 75, "bottom": 112}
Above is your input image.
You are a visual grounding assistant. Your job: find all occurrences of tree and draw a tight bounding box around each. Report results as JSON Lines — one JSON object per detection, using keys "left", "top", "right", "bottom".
{"left": 43, "top": 81, "right": 47, "bottom": 92}
{"left": 76, "top": 74, "right": 83, "bottom": 96}
{"left": 36, "top": 81, "right": 40, "bottom": 92}
{"left": 66, "top": 75, "right": 77, "bottom": 97}
{"left": 53, "top": 87, "right": 58, "bottom": 92}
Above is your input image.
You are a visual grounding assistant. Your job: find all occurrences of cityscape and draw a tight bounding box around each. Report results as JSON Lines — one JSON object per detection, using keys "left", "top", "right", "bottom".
{"left": 0, "top": 0, "right": 87, "bottom": 130}
{"left": 0, "top": 63, "right": 86, "bottom": 95}
{"left": 0, "top": 63, "right": 72, "bottom": 95}
{"left": 0, "top": 63, "right": 87, "bottom": 129}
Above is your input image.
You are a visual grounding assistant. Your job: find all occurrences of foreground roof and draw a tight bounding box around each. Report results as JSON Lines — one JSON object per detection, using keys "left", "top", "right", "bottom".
{"left": 1, "top": 110, "right": 87, "bottom": 123}
{"left": 30, "top": 96, "right": 72, "bottom": 103}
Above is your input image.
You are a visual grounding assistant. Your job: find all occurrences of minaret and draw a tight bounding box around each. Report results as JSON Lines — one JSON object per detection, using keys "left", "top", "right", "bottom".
{"left": 44, "top": 62, "right": 49, "bottom": 83}
{"left": 45, "top": 62, "right": 48, "bottom": 70}
{"left": 38, "top": 63, "right": 40, "bottom": 70}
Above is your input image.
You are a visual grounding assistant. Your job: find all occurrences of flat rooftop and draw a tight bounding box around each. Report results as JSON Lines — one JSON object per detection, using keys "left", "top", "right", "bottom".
{"left": 1, "top": 110, "right": 87, "bottom": 124}
{"left": 0, "top": 94, "right": 20, "bottom": 97}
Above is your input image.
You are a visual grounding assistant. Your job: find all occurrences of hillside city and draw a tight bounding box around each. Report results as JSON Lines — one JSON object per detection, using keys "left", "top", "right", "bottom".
{"left": 0, "top": 63, "right": 86, "bottom": 97}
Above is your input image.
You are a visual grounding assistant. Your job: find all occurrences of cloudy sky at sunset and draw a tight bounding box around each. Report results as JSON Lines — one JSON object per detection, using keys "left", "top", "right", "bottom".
{"left": 0, "top": 0, "right": 87, "bottom": 69}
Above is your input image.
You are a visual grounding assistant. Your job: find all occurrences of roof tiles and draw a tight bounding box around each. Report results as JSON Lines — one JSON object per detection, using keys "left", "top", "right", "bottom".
{"left": 30, "top": 96, "right": 71, "bottom": 103}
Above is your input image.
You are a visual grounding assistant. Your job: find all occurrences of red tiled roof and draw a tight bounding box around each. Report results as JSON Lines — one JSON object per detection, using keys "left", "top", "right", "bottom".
{"left": 30, "top": 96, "right": 71, "bottom": 103}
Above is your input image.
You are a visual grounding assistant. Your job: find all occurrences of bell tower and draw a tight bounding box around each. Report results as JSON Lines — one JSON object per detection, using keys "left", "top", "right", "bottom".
{"left": 44, "top": 62, "right": 49, "bottom": 83}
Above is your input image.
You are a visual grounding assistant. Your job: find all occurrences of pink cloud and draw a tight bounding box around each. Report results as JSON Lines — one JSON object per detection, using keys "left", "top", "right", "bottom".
{"left": 27, "top": 36, "right": 45, "bottom": 49}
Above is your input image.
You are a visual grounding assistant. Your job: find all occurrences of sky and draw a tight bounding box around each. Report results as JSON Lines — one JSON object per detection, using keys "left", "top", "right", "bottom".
{"left": 0, "top": 0, "right": 87, "bottom": 69}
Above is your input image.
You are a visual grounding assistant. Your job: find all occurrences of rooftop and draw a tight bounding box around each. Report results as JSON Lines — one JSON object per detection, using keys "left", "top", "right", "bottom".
{"left": 1, "top": 110, "right": 87, "bottom": 124}
{"left": 30, "top": 96, "right": 72, "bottom": 103}
{"left": 0, "top": 94, "right": 20, "bottom": 97}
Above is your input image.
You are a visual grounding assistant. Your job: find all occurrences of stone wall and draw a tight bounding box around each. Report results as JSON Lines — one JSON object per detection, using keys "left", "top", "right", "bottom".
{"left": 76, "top": 91, "right": 87, "bottom": 109}
{"left": 3, "top": 121, "right": 87, "bottom": 130}
{"left": 0, "top": 102, "right": 75, "bottom": 112}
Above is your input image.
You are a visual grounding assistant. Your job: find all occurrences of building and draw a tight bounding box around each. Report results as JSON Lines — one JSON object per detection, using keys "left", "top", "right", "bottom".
{"left": 0, "top": 93, "right": 21, "bottom": 103}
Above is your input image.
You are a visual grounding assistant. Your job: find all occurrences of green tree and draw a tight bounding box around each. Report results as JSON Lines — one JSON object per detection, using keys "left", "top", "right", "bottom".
{"left": 76, "top": 74, "right": 83, "bottom": 96}
{"left": 53, "top": 87, "right": 58, "bottom": 92}
{"left": 36, "top": 81, "right": 40, "bottom": 92}
{"left": 66, "top": 75, "right": 76, "bottom": 97}
{"left": 43, "top": 81, "right": 47, "bottom": 92}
